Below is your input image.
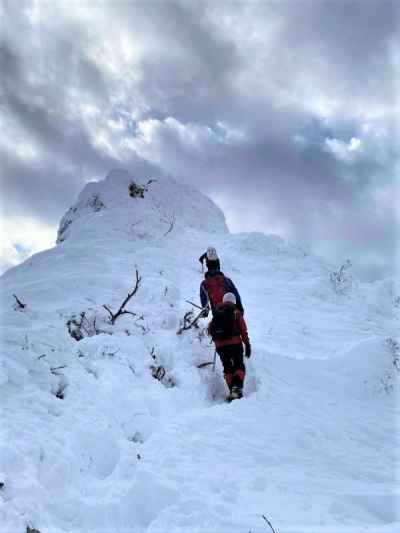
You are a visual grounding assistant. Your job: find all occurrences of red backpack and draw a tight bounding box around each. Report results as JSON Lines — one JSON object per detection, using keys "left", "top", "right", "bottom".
{"left": 204, "top": 274, "right": 228, "bottom": 310}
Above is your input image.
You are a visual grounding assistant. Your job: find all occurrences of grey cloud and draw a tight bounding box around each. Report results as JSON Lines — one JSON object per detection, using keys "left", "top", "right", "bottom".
{"left": 0, "top": 153, "right": 82, "bottom": 222}
{"left": 247, "top": 0, "right": 398, "bottom": 109}
{"left": 129, "top": 119, "right": 396, "bottom": 280}
{"left": 111, "top": 1, "right": 244, "bottom": 123}
{"left": 0, "top": 42, "right": 20, "bottom": 82}
{"left": 0, "top": 147, "right": 162, "bottom": 225}
{"left": 1, "top": 0, "right": 398, "bottom": 280}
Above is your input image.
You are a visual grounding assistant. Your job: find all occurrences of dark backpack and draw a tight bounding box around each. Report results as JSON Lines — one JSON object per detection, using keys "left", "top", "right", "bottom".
{"left": 209, "top": 305, "right": 237, "bottom": 340}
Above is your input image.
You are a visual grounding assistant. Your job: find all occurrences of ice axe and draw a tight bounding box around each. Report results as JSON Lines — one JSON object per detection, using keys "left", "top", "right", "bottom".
{"left": 185, "top": 300, "right": 203, "bottom": 310}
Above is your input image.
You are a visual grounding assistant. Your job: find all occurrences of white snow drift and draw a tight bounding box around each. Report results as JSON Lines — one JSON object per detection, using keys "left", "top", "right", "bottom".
{"left": 0, "top": 169, "right": 399, "bottom": 533}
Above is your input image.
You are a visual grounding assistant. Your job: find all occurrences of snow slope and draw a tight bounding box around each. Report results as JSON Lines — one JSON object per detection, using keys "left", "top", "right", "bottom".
{"left": 0, "top": 170, "right": 399, "bottom": 533}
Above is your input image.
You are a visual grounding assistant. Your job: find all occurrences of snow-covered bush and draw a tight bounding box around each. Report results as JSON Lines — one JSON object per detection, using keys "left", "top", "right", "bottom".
{"left": 66, "top": 310, "right": 109, "bottom": 341}
{"left": 128, "top": 179, "right": 157, "bottom": 198}
{"left": 385, "top": 337, "right": 400, "bottom": 370}
{"left": 380, "top": 337, "right": 400, "bottom": 393}
{"left": 330, "top": 259, "right": 355, "bottom": 294}
{"left": 176, "top": 309, "right": 205, "bottom": 335}
{"left": 149, "top": 347, "right": 175, "bottom": 388}
{"left": 86, "top": 194, "right": 105, "bottom": 212}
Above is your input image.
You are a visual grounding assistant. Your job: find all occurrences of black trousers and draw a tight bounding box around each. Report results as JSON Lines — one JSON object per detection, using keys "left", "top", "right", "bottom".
{"left": 216, "top": 343, "right": 246, "bottom": 390}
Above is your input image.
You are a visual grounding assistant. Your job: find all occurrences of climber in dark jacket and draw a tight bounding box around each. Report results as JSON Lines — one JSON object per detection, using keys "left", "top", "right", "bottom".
{"left": 199, "top": 246, "right": 221, "bottom": 272}
{"left": 199, "top": 257, "right": 244, "bottom": 316}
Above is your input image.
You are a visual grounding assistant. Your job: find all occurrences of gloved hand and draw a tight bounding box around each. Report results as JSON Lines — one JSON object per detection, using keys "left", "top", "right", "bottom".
{"left": 244, "top": 343, "right": 251, "bottom": 358}
{"left": 201, "top": 307, "right": 209, "bottom": 318}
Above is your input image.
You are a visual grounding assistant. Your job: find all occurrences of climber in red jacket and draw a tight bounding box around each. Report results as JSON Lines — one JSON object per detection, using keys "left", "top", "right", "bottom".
{"left": 208, "top": 292, "right": 251, "bottom": 401}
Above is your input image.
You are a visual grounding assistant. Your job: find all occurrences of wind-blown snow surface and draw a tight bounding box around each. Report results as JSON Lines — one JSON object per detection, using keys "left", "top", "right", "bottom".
{"left": 0, "top": 170, "right": 399, "bottom": 533}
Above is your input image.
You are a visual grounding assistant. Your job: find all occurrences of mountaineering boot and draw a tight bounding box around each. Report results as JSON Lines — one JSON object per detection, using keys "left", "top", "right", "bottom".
{"left": 231, "top": 386, "right": 243, "bottom": 399}
{"left": 227, "top": 386, "right": 243, "bottom": 402}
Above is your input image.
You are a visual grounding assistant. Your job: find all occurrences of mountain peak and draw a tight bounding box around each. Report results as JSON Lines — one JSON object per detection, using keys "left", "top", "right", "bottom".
{"left": 57, "top": 169, "right": 228, "bottom": 244}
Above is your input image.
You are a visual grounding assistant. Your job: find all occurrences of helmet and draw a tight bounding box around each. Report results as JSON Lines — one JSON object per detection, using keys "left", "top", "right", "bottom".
{"left": 206, "top": 247, "right": 218, "bottom": 261}
{"left": 223, "top": 292, "right": 236, "bottom": 305}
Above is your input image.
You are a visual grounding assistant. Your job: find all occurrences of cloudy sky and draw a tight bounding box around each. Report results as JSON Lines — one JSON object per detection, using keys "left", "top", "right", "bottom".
{"left": 1, "top": 0, "right": 398, "bottom": 280}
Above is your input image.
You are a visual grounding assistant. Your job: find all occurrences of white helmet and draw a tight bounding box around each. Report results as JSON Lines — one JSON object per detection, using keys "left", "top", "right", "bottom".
{"left": 206, "top": 246, "right": 218, "bottom": 261}
{"left": 223, "top": 292, "right": 236, "bottom": 305}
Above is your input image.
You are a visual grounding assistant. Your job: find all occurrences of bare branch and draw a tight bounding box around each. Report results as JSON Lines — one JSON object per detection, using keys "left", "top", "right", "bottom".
{"left": 163, "top": 211, "right": 176, "bottom": 236}
{"left": 103, "top": 347, "right": 120, "bottom": 357}
{"left": 50, "top": 365, "right": 67, "bottom": 375}
{"left": 122, "top": 310, "right": 137, "bottom": 318}
{"left": 261, "top": 515, "right": 278, "bottom": 533}
{"left": 134, "top": 321, "right": 149, "bottom": 334}
{"left": 150, "top": 346, "right": 157, "bottom": 361}
{"left": 13, "top": 294, "right": 26, "bottom": 309}
{"left": 102, "top": 304, "right": 114, "bottom": 321}
{"left": 103, "top": 269, "right": 142, "bottom": 324}
{"left": 177, "top": 308, "right": 206, "bottom": 335}
{"left": 80, "top": 312, "right": 92, "bottom": 336}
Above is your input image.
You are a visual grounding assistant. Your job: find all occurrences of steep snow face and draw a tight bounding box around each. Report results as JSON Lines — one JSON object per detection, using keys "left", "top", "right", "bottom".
{"left": 0, "top": 171, "right": 399, "bottom": 533}
{"left": 57, "top": 169, "right": 228, "bottom": 244}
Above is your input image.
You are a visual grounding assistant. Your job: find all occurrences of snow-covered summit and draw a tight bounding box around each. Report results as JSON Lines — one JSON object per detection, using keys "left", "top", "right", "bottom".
{"left": 57, "top": 169, "right": 228, "bottom": 244}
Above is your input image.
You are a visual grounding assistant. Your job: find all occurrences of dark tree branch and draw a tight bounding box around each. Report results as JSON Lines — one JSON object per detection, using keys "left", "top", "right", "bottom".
{"left": 262, "top": 515, "right": 278, "bottom": 533}
{"left": 102, "top": 305, "right": 114, "bottom": 321}
{"left": 103, "top": 348, "right": 120, "bottom": 357}
{"left": 134, "top": 321, "right": 149, "bottom": 334}
{"left": 177, "top": 308, "right": 206, "bottom": 335}
{"left": 13, "top": 294, "right": 26, "bottom": 309}
{"left": 149, "top": 346, "right": 157, "bottom": 362}
{"left": 163, "top": 211, "right": 176, "bottom": 236}
{"left": 103, "top": 269, "right": 142, "bottom": 324}
{"left": 50, "top": 365, "right": 67, "bottom": 375}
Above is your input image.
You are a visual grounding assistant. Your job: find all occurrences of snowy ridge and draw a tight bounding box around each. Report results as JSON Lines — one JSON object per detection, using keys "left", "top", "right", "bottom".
{"left": 0, "top": 170, "right": 399, "bottom": 533}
